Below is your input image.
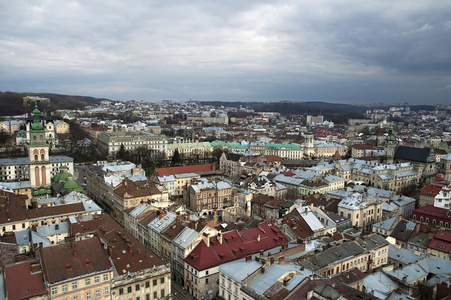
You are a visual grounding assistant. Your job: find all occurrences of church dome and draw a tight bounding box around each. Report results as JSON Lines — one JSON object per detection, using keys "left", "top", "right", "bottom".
{"left": 435, "top": 173, "right": 445, "bottom": 181}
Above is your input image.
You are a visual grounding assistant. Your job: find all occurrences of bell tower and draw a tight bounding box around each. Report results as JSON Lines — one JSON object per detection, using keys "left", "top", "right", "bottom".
{"left": 384, "top": 125, "right": 396, "bottom": 164}
{"left": 28, "top": 104, "right": 51, "bottom": 187}
{"left": 304, "top": 124, "right": 315, "bottom": 157}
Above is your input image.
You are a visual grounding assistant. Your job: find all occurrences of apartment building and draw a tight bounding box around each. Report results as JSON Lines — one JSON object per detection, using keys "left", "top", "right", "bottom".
{"left": 97, "top": 131, "right": 167, "bottom": 156}
{"left": 188, "top": 178, "right": 232, "bottom": 214}
{"left": 41, "top": 237, "right": 114, "bottom": 300}
{"left": 183, "top": 222, "right": 288, "bottom": 300}
{"left": 70, "top": 214, "right": 172, "bottom": 300}
{"left": 337, "top": 193, "right": 383, "bottom": 229}
{"left": 299, "top": 233, "right": 389, "bottom": 276}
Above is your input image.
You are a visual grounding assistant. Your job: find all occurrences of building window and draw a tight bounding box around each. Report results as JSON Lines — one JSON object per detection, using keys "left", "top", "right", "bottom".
{"left": 103, "top": 274, "right": 109, "bottom": 281}
{"left": 85, "top": 279, "right": 91, "bottom": 286}
{"left": 94, "top": 276, "right": 100, "bottom": 283}
{"left": 153, "top": 279, "right": 157, "bottom": 286}
{"left": 51, "top": 287, "right": 58, "bottom": 295}
{"left": 73, "top": 296, "right": 79, "bottom": 300}
{"left": 145, "top": 281, "right": 150, "bottom": 288}
{"left": 86, "top": 292, "right": 92, "bottom": 300}
{"left": 136, "top": 284, "right": 140, "bottom": 291}
{"left": 161, "top": 290, "right": 165, "bottom": 298}
{"left": 160, "top": 277, "right": 165, "bottom": 284}
{"left": 72, "top": 282, "right": 78, "bottom": 290}
{"left": 95, "top": 289, "right": 101, "bottom": 298}
{"left": 62, "top": 285, "right": 68, "bottom": 293}
{"left": 128, "top": 286, "right": 132, "bottom": 293}
{"left": 119, "top": 288, "right": 123, "bottom": 295}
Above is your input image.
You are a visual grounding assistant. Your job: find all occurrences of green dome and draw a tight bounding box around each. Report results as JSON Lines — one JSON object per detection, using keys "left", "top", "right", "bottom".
{"left": 16, "top": 130, "right": 26, "bottom": 138}
{"left": 63, "top": 180, "right": 81, "bottom": 190}
{"left": 52, "top": 172, "right": 73, "bottom": 183}
{"left": 73, "top": 187, "right": 85, "bottom": 193}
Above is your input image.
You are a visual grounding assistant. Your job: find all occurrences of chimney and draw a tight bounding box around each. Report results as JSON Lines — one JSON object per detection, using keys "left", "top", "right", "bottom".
{"left": 30, "top": 262, "right": 41, "bottom": 273}
{"left": 326, "top": 219, "right": 329, "bottom": 226}
{"left": 72, "top": 250, "right": 78, "bottom": 258}
{"left": 218, "top": 233, "right": 223, "bottom": 244}
{"left": 283, "top": 279, "right": 288, "bottom": 286}
{"left": 55, "top": 224, "right": 59, "bottom": 230}
{"left": 270, "top": 257, "right": 274, "bottom": 265}
{"left": 257, "top": 235, "right": 261, "bottom": 242}
{"left": 245, "top": 255, "right": 252, "bottom": 262}
{"left": 279, "top": 256, "right": 285, "bottom": 264}
{"left": 260, "top": 267, "right": 265, "bottom": 274}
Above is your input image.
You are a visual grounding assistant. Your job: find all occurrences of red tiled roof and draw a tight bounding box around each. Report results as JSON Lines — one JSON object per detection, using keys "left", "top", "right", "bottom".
{"left": 184, "top": 222, "right": 288, "bottom": 270}
{"left": 265, "top": 155, "right": 281, "bottom": 162}
{"left": 71, "top": 214, "right": 166, "bottom": 274}
{"left": 280, "top": 171, "right": 296, "bottom": 177}
{"left": 5, "top": 259, "right": 47, "bottom": 300}
{"left": 41, "top": 237, "right": 112, "bottom": 284}
{"left": 155, "top": 163, "right": 216, "bottom": 176}
{"left": 420, "top": 181, "right": 449, "bottom": 197}
{"left": 428, "top": 231, "right": 451, "bottom": 253}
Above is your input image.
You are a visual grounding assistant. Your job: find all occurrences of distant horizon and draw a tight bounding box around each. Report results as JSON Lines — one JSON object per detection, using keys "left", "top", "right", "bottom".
{"left": 1, "top": 1, "right": 450, "bottom": 105}
{"left": 4, "top": 90, "right": 444, "bottom": 107}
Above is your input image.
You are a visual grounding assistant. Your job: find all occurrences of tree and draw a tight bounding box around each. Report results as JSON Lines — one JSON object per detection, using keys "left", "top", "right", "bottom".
{"left": 171, "top": 148, "right": 181, "bottom": 166}
{"left": 117, "top": 143, "right": 126, "bottom": 160}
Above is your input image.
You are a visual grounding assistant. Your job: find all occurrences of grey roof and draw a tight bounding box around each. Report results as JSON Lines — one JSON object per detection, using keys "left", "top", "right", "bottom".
{"left": 300, "top": 233, "right": 388, "bottom": 271}
{"left": 364, "top": 272, "right": 398, "bottom": 300}
{"left": 390, "top": 220, "right": 417, "bottom": 242}
{"left": 14, "top": 229, "right": 30, "bottom": 246}
{"left": 416, "top": 256, "right": 451, "bottom": 276}
{"left": 219, "top": 260, "right": 262, "bottom": 283}
{"left": 373, "top": 216, "right": 398, "bottom": 231}
{"left": 129, "top": 203, "right": 151, "bottom": 218}
{"left": 385, "top": 264, "right": 428, "bottom": 284}
{"left": 246, "top": 263, "right": 313, "bottom": 295}
{"left": 36, "top": 222, "right": 69, "bottom": 237}
{"left": 173, "top": 227, "right": 199, "bottom": 249}
{"left": 148, "top": 212, "right": 177, "bottom": 233}
{"left": 407, "top": 232, "right": 431, "bottom": 249}
{"left": 388, "top": 245, "right": 425, "bottom": 265}
{"left": 31, "top": 231, "right": 52, "bottom": 248}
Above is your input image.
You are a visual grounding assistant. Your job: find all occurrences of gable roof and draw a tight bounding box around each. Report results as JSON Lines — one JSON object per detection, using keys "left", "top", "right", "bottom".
{"left": 394, "top": 146, "right": 431, "bottom": 163}
{"left": 41, "top": 237, "right": 112, "bottom": 284}
{"left": 5, "top": 259, "right": 47, "bottom": 300}
{"left": 185, "top": 222, "right": 288, "bottom": 270}
{"left": 155, "top": 163, "right": 216, "bottom": 176}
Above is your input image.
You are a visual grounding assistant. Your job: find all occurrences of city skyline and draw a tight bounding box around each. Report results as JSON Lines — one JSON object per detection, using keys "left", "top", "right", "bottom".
{"left": 1, "top": 1, "right": 450, "bottom": 104}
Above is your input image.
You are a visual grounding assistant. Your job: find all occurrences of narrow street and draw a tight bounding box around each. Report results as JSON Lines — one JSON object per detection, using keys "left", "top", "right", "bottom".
{"left": 171, "top": 281, "right": 195, "bottom": 300}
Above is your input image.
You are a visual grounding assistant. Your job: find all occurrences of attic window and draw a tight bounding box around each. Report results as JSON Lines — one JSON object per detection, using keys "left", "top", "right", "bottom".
{"left": 239, "top": 247, "right": 245, "bottom": 252}
{"left": 218, "top": 253, "right": 225, "bottom": 259}
{"left": 85, "top": 259, "right": 90, "bottom": 264}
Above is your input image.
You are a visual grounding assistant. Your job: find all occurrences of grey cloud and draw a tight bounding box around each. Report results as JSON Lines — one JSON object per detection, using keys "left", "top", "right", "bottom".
{"left": 0, "top": 1, "right": 450, "bottom": 103}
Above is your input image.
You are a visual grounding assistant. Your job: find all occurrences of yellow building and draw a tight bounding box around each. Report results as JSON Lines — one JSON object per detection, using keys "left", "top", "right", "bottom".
{"left": 41, "top": 237, "right": 113, "bottom": 300}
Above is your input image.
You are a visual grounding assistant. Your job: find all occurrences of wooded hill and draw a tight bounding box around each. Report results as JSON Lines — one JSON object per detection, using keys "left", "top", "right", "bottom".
{"left": 0, "top": 91, "right": 110, "bottom": 116}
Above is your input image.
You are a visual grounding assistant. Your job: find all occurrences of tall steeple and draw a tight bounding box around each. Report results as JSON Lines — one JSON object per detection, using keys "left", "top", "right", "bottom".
{"left": 28, "top": 103, "right": 51, "bottom": 188}
{"left": 384, "top": 125, "right": 396, "bottom": 164}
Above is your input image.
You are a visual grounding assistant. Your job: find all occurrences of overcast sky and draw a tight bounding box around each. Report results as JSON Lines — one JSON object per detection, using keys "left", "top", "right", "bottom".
{"left": 1, "top": 1, "right": 450, "bottom": 104}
